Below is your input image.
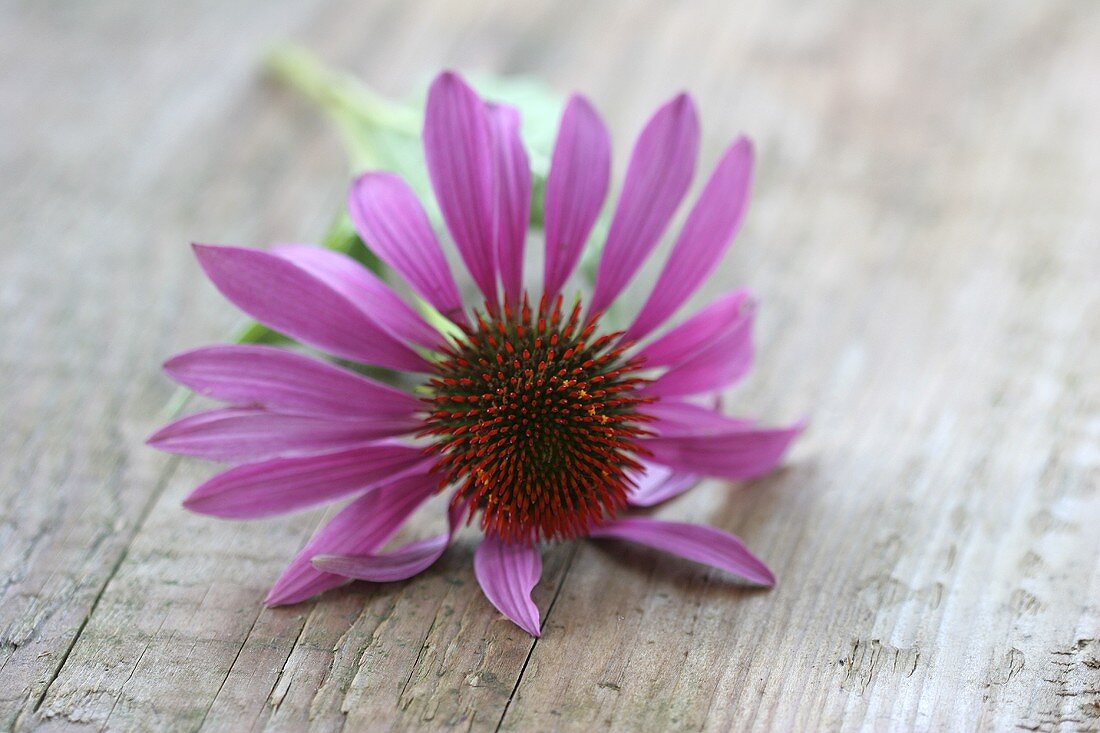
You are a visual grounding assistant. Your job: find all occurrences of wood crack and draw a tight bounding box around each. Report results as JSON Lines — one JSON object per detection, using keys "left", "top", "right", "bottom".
{"left": 26, "top": 455, "right": 184, "bottom": 720}
{"left": 493, "top": 542, "right": 579, "bottom": 733}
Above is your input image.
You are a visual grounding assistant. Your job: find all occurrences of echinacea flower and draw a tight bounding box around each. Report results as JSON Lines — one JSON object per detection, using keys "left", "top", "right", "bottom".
{"left": 149, "top": 71, "right": 802, "bottom": 637}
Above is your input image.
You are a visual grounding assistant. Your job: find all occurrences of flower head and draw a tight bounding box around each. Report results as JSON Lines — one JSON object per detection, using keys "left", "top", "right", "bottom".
{"left": 425, "top": 294, "right": 654, "bottom": 544}
{"left": 149, "top": 71, "right": 802, "bottom": 637}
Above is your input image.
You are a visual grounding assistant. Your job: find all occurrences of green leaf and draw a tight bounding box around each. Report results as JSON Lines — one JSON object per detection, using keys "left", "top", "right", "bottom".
{"left": 265, "top": 45, "right": 570, "bottom": 229}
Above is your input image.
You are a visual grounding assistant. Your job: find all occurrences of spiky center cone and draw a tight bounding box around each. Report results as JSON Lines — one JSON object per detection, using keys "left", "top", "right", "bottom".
{"left": 422, "top": 294, "right": 654, "bottom": 544}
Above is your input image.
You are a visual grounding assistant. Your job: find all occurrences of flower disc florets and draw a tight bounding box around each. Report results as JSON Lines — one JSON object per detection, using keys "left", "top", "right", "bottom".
{"left": 423, "top": 293, "right": 654, "bottom": 544}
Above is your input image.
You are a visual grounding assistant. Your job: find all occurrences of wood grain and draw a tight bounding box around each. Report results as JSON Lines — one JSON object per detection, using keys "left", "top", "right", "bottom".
{"left": 1, "top": 0, "right": 1097, "bottom": 731}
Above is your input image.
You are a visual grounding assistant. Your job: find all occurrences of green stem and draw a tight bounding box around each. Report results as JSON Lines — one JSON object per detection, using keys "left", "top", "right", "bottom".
{"left": 264, "top": 45, "right": 419, "bottom": 137}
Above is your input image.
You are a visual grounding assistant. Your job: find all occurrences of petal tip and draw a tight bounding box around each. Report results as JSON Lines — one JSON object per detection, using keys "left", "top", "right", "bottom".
{"left": 190, "top": 242, "right": 237, "bottom": 273}
{"left": 430, "top": 69, "right": 471, "bottom": 94}
{"left": 161, "top": 354, "right": 182, "bottom": 373}
{"left": 509, "top": 608, "right": 542, "bottom": 637}
{"left": 349, "top": 169, "right": 393, "bottom": 192}
{"left": 310, "top": 554, "right": 338, "bottom": 573}
{"left": 566, "top": 92, "right": 597, "bottom": 115}
{"left": 754, "top": 565, "right": 777, "bottom": 587}
{"left": 181, "top": 489, "right": 219, "bottom": 517}
{"left": 668, "top": 92, "right": 698, "bottom": 117}
{"left": 348, "top": 170, "right": 371, "bottom": 191}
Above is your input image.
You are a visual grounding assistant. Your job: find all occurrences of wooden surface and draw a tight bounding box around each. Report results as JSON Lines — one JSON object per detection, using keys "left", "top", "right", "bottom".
{"left": 2, "top": 1, "right": 1098, "bottom": 731}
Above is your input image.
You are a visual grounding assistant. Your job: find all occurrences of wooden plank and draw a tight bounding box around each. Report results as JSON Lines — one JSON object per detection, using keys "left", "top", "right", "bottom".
{"left": 12, "top": 1, "right": 574, "bottom": 730}
{"left": 498, "top": 0, "right": 1100, "bottom": 729}
{"left": 2, "top": 0, "right": 1098, "bottom": 731}
{"left": 0, "top": 0, "right": 336, "bottom": 727}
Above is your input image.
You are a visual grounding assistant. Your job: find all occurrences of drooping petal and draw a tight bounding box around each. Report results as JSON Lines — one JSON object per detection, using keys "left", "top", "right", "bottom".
{"left": 626, "top": 461, "right": 700, "bottom": 507}
{"left": 347, "top": 172, "right": 466, "bottom": 324}
{"left": 635, "top": 289, "right": 749, "bottom": 368}
{"left": 265, "top": 471, "right": 437, "bottom": 606}
{"left": 164, "top": 345, "right": 422, "bottom": 419}
{"left": 311, "top": 501, "right": 465, "bottom": 583}
{"left": 473, "top": 535, "right": 543, "bottom": 637}
{"left": 147, "top": 408, "right": 417, "bottom": 462}
{"left": 192, "top": 245, "right": 429, "bottom": 371}
{"left": 273, "top": 244, "right": 441, "bottom": 351}
{"left": 589, "top": 94, "right": 700, "bottom": 314}
{"left": 542, "top": 95, "right": 611, "bottom": 299}
{"left": 487, "top": 103, "right": 531, "bottom": 305}
{"left": 645, "top": 400, "right": 754, "bottom": 437}
{"left": 644, "top": 303, "right": 754, "bottom": 398}
{"left": 312, "top": 535, "right": 448, "bottom": 584}
{"left": 624, "top": 137, "right": 754, "bottom": 341}
{"left": 643, "top": 422, "right": 803, "bottom": 481}
{"left": 423, "top": 71, "right": 497, "bottom": 303}
{"left": 182, "top": 443, "right": 430, "bottom": 519}
{"left": 589, "top": 517, "right": 775, "bottom": 585}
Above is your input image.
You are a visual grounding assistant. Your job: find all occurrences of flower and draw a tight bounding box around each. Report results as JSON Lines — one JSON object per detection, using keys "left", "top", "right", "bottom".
{"left": 148, "top": 71, "right": 802, "bottom": 637}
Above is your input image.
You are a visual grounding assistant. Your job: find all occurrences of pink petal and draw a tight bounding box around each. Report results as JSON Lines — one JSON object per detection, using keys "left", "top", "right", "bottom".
{"left": 635, "top": 289, "right": 750, "bottom": 368}
{"left": 312, "top": 535, "right": 448, "bottom": 583}
{"left": 624, "top": 137, "right": 754, "bottom": 341}
{"left": 589, "top": 517, "right": 775, "bottom": 586}
{"left": 182, "top": 443, "right": 430, "bottom": 519}
{"left": 487, "top": 103, "right": 531, "bottom": 305}
{"left": 265, "top": 471, "right": 437, "bottom": 606}
{"left": 642, "top": 422, "right": 803, "bottom": 482}
{"left": 473, "top": 535, "right": 543, "bottom": 637}
{"left": 423, "top": 71, "right": 497, "bottom": 304}
{"left": 347, "top": 172, "right": 466, "bottom": 324}
{"left": 626, "top": 461, "right": 700, "bottom": 507}
{"left": 642, "top": 296, "right": 755, "bottom": 398}
{"left": 589, "top": 94, "right": 700, "bottom": 314}
{"left": 311, "top": 501, "right": 465, "bottom": 583}
{"left": 542, "top": 95, "right": 611, "bottom": 299}
{"left": 192, "top": 245, "right": 429, "bottom": 372}
{"left": 148, "top": 407, "right": 417, "bottom": 462}
{"left": 164, "top": 345, "right": 421, "bottom": 419}
{"left": 273, "top": 244, "right": 441, "bottom": 351}
{"left": 645, "top": 400, "right": 754, "bottom": 437}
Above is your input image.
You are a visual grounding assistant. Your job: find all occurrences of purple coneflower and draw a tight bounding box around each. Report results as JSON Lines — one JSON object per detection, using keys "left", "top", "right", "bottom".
{"left": 149, "top": 71, "right": 801, "bottom": 637}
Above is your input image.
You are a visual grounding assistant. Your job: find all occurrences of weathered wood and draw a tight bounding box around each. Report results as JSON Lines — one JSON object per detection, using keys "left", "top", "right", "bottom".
{"left": 2, "top": 0, "right": 1098, "bottom": 731}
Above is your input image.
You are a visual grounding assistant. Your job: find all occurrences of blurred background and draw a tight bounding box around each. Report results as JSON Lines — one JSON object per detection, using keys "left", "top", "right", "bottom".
{"left": 1, "top": 1, "right": 1097, "bottom": 731}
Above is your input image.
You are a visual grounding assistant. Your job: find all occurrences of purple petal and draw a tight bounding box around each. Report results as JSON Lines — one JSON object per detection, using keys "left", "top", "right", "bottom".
{"left": 625, "top": 137, "right": 754, "bottom": 341}
{"left": 589, "top": 94, "right": 700, "bottom": 314}
{"left": 635, "top": 289, "right": 750, "bottom": 368}
{"left": 473, "top": 535, "right": 543, "bottom": 637}
{"left": 265, "top": 471, "right": 437, "bottom": 606}
{"left": 347, "top": 172, "right": 466, "bottom": 324}
{"left": 312, "top": 535, "right": 448, "bottom": 583}
{"left": 273, "top": 244, "right": 441, "bottom": 351}
{"left": 645, "top": 400, "right": 754, "bottom": 437}
{"left": 148, "top": 408, "right": 417, "bottom": 462}
{"left": 589, "top": 517, "right": 775, "bottom": 585}
{"left": 164, "top": 345, "right": 422, "bottom": 419}
{"left": 182, "top": 443, "right": 430, "bottom": 519}
{"left": 642, "top": 422, "right": 803, "bottom": 482}
{"left": 542, "top": 95, "right": 611, "bottom": 299}
{"left": 311, "top": 501, "right": 465, "bottom": 583}
{"left": 192, "top": 245, "right": 429, "bottom": 372}
{"left": 423, "top": 71, "right": 497, "bottom": 304}
{"left": 644, "top": 301, "right": 754, "bottom": 398}
{"left": 487, "top": 103, "right": 531, "bottom": 305}
{"left": 626, "top": 461, "right": 700, "bottom": 507}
